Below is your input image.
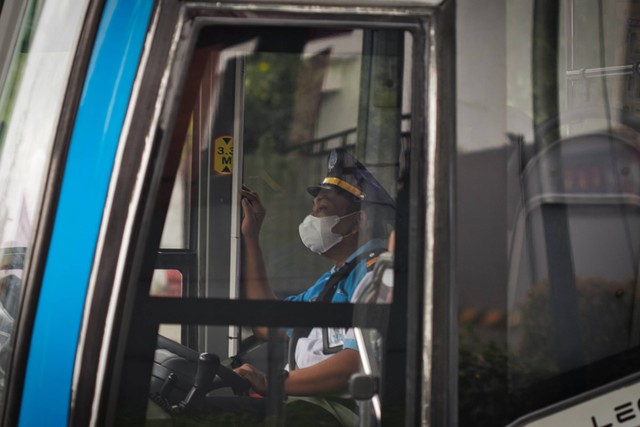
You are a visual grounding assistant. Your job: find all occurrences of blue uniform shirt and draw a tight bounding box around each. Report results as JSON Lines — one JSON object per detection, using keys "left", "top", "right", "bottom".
{"left": 285, "top": 239, "right": 386, "bottom": 356}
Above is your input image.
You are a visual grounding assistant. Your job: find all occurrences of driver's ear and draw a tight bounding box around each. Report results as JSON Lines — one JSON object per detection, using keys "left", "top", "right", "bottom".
{"left": 353, "top": 209, "right": 366, "bottom": 233}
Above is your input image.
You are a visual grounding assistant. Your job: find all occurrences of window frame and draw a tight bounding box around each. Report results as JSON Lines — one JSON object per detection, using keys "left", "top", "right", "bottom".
{"left": 0, "top": 0, "right": 107, "bottom": 425}
{"left": 68, "top": 2, "right": 449, "bottom": 427}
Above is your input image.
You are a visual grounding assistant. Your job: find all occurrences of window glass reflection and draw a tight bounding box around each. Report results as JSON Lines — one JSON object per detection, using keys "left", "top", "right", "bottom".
{"left": 458, "top": 1, "right": 640, "bottom": 424}
{"left": 0, "top": 0, "right": 89, "bottom": 416}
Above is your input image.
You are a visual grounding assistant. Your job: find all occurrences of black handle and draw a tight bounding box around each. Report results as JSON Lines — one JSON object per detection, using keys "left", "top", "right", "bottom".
{"left": 195, "top": 353, "right": 220, "bottom": 390}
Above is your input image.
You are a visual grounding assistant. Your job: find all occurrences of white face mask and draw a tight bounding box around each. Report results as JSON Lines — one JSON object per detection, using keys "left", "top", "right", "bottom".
{"left": 298, "top": 212, "right": 356, "bottom": 254}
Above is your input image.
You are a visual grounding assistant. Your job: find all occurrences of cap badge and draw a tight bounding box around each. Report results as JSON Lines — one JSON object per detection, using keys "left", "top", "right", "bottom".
{"left": 328, "top": 150, "right": 338, "bottom": 171}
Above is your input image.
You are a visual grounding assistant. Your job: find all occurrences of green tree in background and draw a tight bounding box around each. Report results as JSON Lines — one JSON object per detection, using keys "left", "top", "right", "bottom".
{"left": 243, "top": 52, "right": 302, "bottom": 155}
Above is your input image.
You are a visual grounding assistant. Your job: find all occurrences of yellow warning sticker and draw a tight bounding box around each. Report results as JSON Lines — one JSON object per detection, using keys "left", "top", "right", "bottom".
{"left": 213, "top": 135, "right": 233, "bottom": 175}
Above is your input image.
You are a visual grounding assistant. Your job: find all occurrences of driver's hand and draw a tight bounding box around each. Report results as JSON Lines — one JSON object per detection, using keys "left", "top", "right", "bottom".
{"left": 234, "top": 363, "right": 267, "bottom": 396}
{"left": 240, "top": 185, "right": 266, "bottom": 240}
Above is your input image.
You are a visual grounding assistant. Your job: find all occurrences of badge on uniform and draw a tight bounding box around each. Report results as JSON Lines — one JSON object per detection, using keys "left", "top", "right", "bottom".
{"left": 322, "top": 327, "right": 345, "bottom": 354}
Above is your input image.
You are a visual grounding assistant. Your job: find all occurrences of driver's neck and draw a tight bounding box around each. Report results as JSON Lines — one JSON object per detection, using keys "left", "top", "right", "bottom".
{"left": 324, "top": 233, "right": 359, "bottom": 268}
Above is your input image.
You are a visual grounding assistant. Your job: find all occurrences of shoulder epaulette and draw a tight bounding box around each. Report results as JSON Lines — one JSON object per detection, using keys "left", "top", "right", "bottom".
{"left": 365, "top": 247, "right": 387, "bottom": 271}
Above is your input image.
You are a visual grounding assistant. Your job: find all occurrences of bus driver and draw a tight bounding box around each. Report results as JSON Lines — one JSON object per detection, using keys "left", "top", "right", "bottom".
{"left": 235, "top": 148, "right": 394, "bottom": 421}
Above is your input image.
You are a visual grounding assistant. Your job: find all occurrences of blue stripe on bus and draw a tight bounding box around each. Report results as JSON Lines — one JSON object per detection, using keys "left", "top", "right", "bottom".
{"left": 18, "top": 0, "right": 152, "bottom": 425}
